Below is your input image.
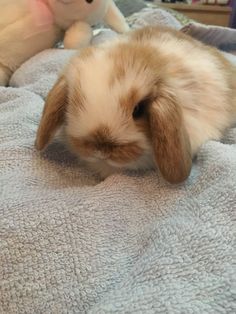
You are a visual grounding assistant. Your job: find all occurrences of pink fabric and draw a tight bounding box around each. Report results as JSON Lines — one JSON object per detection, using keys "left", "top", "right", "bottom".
{"left": 23, "top": 0, "right": 54, "bottom": 39}
{"left": 29, "top": 0, "right": 54, "bottom": 27}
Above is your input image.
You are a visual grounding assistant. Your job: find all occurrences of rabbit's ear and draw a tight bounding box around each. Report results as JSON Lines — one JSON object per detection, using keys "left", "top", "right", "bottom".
{"left": 148, "top": 95, "right": 192, "bottom": 184}
{"left": 35, "top": 75, "right": 67, "bottom": 151}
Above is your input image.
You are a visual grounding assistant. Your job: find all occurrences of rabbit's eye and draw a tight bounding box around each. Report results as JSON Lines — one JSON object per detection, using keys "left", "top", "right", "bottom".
{"left": 85, "top": 0, "right": 93, "bottom": 3}
{"left": 132, "top": 99, "right": 148, "bottom": 119}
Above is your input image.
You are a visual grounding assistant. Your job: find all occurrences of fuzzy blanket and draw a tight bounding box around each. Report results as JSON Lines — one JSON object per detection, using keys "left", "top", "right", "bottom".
{"left": 0, "top": 9, "right": 236, "bottom": 314}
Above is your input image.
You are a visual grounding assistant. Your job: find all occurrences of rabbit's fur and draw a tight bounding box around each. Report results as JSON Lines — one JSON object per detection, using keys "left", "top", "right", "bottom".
{"left": 36, "top": 26, "right": 236, "bottom": 183}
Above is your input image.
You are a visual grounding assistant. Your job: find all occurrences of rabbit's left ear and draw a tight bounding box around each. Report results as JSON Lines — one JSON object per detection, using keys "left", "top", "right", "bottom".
{"left": 148, "top": 95, "right": 192, "bottom": 184}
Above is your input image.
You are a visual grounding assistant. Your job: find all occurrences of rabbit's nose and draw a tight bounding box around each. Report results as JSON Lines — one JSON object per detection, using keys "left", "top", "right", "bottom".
{"left": 94, "top": 151, "right": 107, "bottom": 160}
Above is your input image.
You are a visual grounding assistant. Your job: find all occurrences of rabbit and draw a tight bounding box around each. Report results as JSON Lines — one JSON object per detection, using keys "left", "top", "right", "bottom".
{"left": 35, "top": 26, "right": 236, "bottom": 184}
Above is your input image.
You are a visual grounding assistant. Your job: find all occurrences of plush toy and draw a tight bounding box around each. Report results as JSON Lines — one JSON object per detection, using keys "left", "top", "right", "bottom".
{"left": 0, "top": 0, "right": 129, "bottom": 86}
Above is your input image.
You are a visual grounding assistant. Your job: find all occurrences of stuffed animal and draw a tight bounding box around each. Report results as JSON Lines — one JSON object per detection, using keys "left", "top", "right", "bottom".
{"left": 0, "top": 0, "right": 129, "bottom": 86}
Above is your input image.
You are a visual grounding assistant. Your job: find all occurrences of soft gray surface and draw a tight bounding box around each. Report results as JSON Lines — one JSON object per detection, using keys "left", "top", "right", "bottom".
{"left": 1, "top": 10, "right": 236, "bottom": 314}
{"left": 182, "top": 22, "right": 236, "bottom": 52}
{"left": 115, "top": 0, "right": 147, "bottom": 17}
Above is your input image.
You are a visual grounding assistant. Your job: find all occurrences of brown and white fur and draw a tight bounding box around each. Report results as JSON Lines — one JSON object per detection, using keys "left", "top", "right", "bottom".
{"left": 35, "top": 26, "right": 236, "bottom": 183}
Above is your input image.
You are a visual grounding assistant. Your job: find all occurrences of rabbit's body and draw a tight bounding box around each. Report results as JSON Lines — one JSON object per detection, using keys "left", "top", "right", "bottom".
{"left": 130, "top": 27, "right": 236, "bottom": 154}
{"left": 36, "top": 26, "right": 236, "bottom": 183}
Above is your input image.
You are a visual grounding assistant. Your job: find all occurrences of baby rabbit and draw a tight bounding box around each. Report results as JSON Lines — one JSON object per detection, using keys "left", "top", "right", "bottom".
{"left": 35, "top": 26, "right": 236, "bottom": 183}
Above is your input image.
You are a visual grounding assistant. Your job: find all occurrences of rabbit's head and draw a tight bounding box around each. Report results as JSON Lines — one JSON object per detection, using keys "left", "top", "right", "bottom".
{"left": 35, "top": 38, "right": 192, "bottom": 183}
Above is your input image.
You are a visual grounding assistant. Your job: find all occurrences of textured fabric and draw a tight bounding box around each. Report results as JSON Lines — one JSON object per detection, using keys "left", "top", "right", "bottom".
{"left": 127, "top": 7, "right": 182, "bottom": 30}
{"left": 182, "top": 22, "right": 236, "bottom": 52}
{"left": 1, "top": 10, "right": 236, "bottom": 314}
{"left": 146, "top": 2, "right": 193, "bottom": 26}
{"left": 114, "top": 0, "right": 147, "bottom": 17}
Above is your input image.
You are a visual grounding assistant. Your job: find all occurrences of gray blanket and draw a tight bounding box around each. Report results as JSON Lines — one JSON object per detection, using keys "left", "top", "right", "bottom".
{"left": 0, "top": 10, "right": 236, "bottom": 314}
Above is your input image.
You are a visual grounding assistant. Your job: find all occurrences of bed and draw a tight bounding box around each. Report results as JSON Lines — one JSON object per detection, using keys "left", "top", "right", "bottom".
{"left": 0, "top": 1, "right": 235, "bottom": 313}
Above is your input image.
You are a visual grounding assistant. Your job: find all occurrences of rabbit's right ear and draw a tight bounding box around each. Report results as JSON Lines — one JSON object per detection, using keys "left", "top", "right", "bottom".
{"left": 148, "top": 94, "right": 192, "bottom": 184}
{"left": 35, "top": 75, "right": 67, "bottom": 151}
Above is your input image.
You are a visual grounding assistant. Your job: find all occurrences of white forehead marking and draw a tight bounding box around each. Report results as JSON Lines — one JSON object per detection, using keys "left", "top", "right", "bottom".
{"left": 66, "top": 45, "right": 151, "bottom": 147}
